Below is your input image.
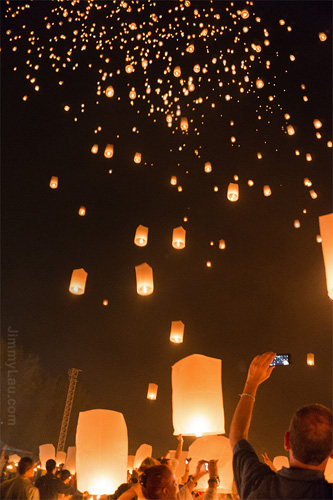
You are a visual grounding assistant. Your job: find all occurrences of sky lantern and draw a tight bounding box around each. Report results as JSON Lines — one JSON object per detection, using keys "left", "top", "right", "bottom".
{"left": 78, "top": 206, "right": 86, "bottom": 216}
{"left": 135, "top": 263, "right": 154, "bottom": 296}
{"left": 307, "top": 353, "right": 315, "bottom": 366}
{"left": 180, "top": 117, "right": 188, "bottom": 130}
{"left": 189, "top": 436, "right": 233, "bottom": 493}
{"left": 147, "top": 383, "right": 158, "bottom": 400}
{"left": 104, "top": 144, "right": 114, "bottom": 158}
{"left": 204, "top": 162, "right": 212, "bottom": 173}
{"left": 134, "top": 152, "right": 141, "bottom": 163}
{"left": 76, "top": 409, "right": 128, "bottom": 495}
{"left": 134, "top": 225, "right": 148, "bottom": 247}
{"left": 91, "top": 144, "right": 98, "bottom": 154}
{"left": 316, "top": 235, "right": 323, "bottom": 243}
{"left": 287, "top": 124, "right": 295, "bottom": 135}
{"left": 273, "top": 456, "right": 289, "bottom": 471}
{"left": 170, "top": 176, "right": 177, "bottom": 185}
{"left": 105, "top": 85, "right": 114, "bottom": 97}
{"left": 263, "top": 185, "right": 271, "bottom": 197}
{"left": 313, "top": 119, "right": 322, "bottom": 129}
{"left": 49, "top": 176, "right": 58, "bottom": 189}
{"left": 69, "top": 268, "right": 87, "bottom": 295}
{"left": 219, "top": 239, "right": 226, "bottom": 250}
{"left": 306, "top": 153, "right": 312, "bottom": 161}
{"left": 172, "top": 354, "right": 225, "bottom": 437}
{"left": 186, "top": 44, "right": 195, "bottom": 53}
{"left": 173, "top": 66, "right": 181, "bottom": 77}
{"left": 294, "top": 219, "right": 301, "bottom": 228}
{"left": 304, "top": 178, "right": 312, "bottom": 187}
{"left": 256, "top": 78, "right": 264, "bottom": 89}
{"left": 133, "top": 444, "right": 152, "bottom": 470}
{"left": 127, "top": 455, "right": 135, "bottom": 472}
{"left": 318, "top": 32, "right": 327, "bottom": 41}
{"left": 309, "top": 190, "right": 317, "bottom": 199}
{"left": 227, "top": 183, "right": 239, "bottom": 202}
{"left": 103, "top": 300, "right": 108, "bottom": 306}
{"left": 56, "top": 451, "right": 66, "bottom": 466}
{"left": 319, "top": 213, "right": 333, "bottom": 300}
{"left": 172, "top": 226, "right": 186, "bottom": 249}
{"left": 129, "top": 88, "right": 136, "bottom": 99}
{"left": 241, "top": 9, "right": 249, "bottom": 19}
{"left": 170, "top": 320, "right": 184, "bottom": 343}
{"left": 39, "top": 444, "right": 55, "bottom": 469}
{"left": 65, "top": 446, "right": 76, "bottom": 475}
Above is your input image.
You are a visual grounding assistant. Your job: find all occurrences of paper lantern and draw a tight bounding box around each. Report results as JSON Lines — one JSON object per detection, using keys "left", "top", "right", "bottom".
{"left": 304, "top": 178, "right": 312, "bottom": 187}
{"left": 104, "top": 144, "right": 114, "bottom": 158}
{"left": 135, "top": 263, "right": 154, "bottom": 296}
{"left": 324, "top": 457, "right": 333, "bottom": 482}
{"left": 188, "top": 436, "right": 233, "bottom": 493}
{"left": 313, "top": 119, "right": 322, "bottom": 129}
{"left": 8, "top": 454, "right": 21, "bottom": 465}
{"left": 294, "top": 219, "right": 301, "bottom": 229}
{"left": 309, "top": 190, "right": 317, "bottom": 199}
{"left": 133, "top": 444, "right": 152, "bottom": 470}
{"left": 172, "top": 226, "right": 186, "bottom": 249}
{"left": 170, "top": 176, "right": 177, "bottom": 185}
{"left": 134, "top": 225, "right": 148, "bottom": 247}
{"left": 134, "top": 152, "right": 141, "bottom": 163}
{"left": 106, "top": 86, "right": 114, "bottom": 97}
{"left": 103, "top": 300, "right": 108, "bottom": 306}
{"left": 287, "top": 125, "right": 295, "bottom": 135}
{"left": 173, "top": 66, "right": 181, "bottom": 77}
{"left": 65, "top": 446, "right": 76, "bottom": 474}
{"left": 307, "top": 353, "right": 315, "bottom": 366}
{"left": 273, "top": 456, "right": 289, "bottom": 471}
{"left": 306, "top": 153, "right": 312, "bottom": 161}
{"left": 147, "top": 383, "right": 158, "bottom": 400}
{"left": 227, "top": 183, "right": 239, "bottom": 202}
{"left": 319, "top": 213, "right": 333, "bottom": 299}
{"left": 49, "top": 176, "right": 58, "bottom": 189}
{"left": 56, "top": 451, "right": 66, "bottom": 466}
{"left": 319, "top": 32, "right": 327, "bottom": 42}
{"left": 78, "top": 206, "right": 86, "bottom": 216}
{"left": 127, "top": 455, "right": 135, "bottom": 472}
{"left": 170, "top": 321, "right": 184, "bottom": 343}
{"left": 204, "top": 162, "right": 212, "bottom": 173}
{"left": 180, "top": 117, "right": 188, "bottom": 131}
{"left": 256, "top": 78, "right": 264, "bottom": 89}
{"left": 39, "top": 444, "right": 55, "bottom": 469}
{"left": 263, "top": 185, "right": 271, "bottom": 196}
{"left": 69, "top": 268, "right": 88, "bottom": 295}
{"left": 91, "top": 144, "right": 98, "bottom": 154}
{"left": 129, "top": 88, "right": 136, "bottom": 99}
{"left": 172, "top": 354, "right": 225, "bottom": 436}
{"left": 219, "top": 239, "right": 226, "bottom": 250}
{"left": 76, "top": 409, "right": 128, "bottom": 495}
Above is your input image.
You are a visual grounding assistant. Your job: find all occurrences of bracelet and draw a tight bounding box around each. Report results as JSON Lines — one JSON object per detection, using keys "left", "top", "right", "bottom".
{"left": 239, "top": 392, "right": 255, "bottom": 401}
{"left": 188, "top": 476, "right": 197, "bottom": 487}
{"left": 208, "top": 476, "right": 220, "bottom": 486}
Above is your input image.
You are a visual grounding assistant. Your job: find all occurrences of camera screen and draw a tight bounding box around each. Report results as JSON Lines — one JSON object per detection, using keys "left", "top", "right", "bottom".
{"left": 270, "top": 354, "right": 290, "bottom": 366}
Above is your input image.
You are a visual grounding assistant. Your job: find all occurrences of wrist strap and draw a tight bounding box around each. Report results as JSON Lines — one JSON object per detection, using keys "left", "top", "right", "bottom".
{"left": 239, "top": 392, "right": 255, "bottom": 401}
{"left": 208, "top": 476, "right": 220, "bottom": 486}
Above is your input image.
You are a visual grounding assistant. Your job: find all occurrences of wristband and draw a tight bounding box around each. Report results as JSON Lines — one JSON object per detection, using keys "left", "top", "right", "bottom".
{"left": 239, "top": 392, "right": 255, "bottom": 401}
{"left": 208, "top": 476, "right": 220, "bottom": 486}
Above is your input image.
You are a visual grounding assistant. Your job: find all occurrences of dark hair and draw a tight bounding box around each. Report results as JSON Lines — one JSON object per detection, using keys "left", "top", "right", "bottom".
{"left": 18, "top": 457, "right": 34, "bottom": 475}
{"left": 289, "top": 404, "right": 332, "bottom": 465}
{"left": 138, "top": 457, "right": 160, "bottom": 473}
{"left": 46, "top": 459, "right": 57, "bottom": 472}
{"left": 140, "top": 464, "right": 174, "bottom": 500}
{"left": 60, "top": 469, "right": 71, "bottom": 481}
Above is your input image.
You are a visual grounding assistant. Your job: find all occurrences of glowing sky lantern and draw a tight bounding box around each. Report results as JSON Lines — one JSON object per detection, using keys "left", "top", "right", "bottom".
{"left": 287, "top": 124, "right": 295, "bottom": 135}
{"left": 134, "top": 152, "right": 141, "bottom": 163}
{"left": 170, "top": 320, "right": 184, "bottom": 343}
{"left": 180, "top": 117, "right": 188, "bottom": 131}
{"left": 173, "top": 66, "right": 181, "bottom": 77}
{"left": 273, "top": 456, "right": 289, "bottom": 471}
{"left": 172, "top": 226, "right": 186, "bottom": 249}
{"left": 172, "top": 354, "right": 225, "bottom": 436}
{"left": 241, "top": 9, "right": 249, "bottom": 19}
{"left": 313, "top": 119, "right": 322, "bottom": 129}
{"left": 76, "top": 409, "right": 128, "bottom": 495}
{"left": 227, "top": 182, "right": 239, "bottom": 202}
{"left": 306, "top": 153, "right": 312, "bottom": 161}
{"left": 170, "top": 176, "right": 177, "bottom": 185}
{"left": 219, "top": 239, "right": 226, "bottom": 249}
{"left": 129, "top": 88, "right": 136, "bottom": 99}
{"left": 135, "top": 263, "right": 154, "bottom": 296}
{"left": 147, "top": 383, "right": 158, "bottom": 400}
{"left": 105, "top": 85, "right": 114, "bottom": 97}
{"left": 103, "top": 300, "right": 108, "bottom": 306}
{"left": 49, "top": 176, "right": 58, "bottom": 189}
{"left": 318, "top": 32, "right": 327, "bottom": 41}
{"left": 189, "top": 436, "right": 233, "bottom": 493}
{"left": 56, "top": 451, "right": 66, "bottom": 466}
{"left": 91, "top": 144, "right": 98, "bottom": 154}
{"left": 204, "top": 162, "right": 212, "bottom": 173}
{"left": 133, "top": 444, "right": 152, "bottom": 470}
{"left": 69, "top": 268, "right": 87, "bottom": 295}
{"left": 127, "top": 455, "right": 135, "bottom": 472}
{"left": 263, "top": 185, "right": 272, "bottom": 197}
{"left": 304, "top": 178, "right": 312, "bottom": 187}
{"left": 307, "top": 353, "right": 315, "bottom": 366}
{"left": 309, "top": 190, "right": 317, "bottom": 199}
{"left": 294, "top": 219, "right": 301, "bottom": 228}
{"left": 186, "top": 44, "right": 195, "bottom": 53}
{"left": 319, "top": 213, "right": 333, "bottom": 300}
{"left": 134, "top": 225, "right": 148, "bottom": 247}
{"left": 65, "top": 446, "right": 76, "bottom": 475}
{"left": 39, "top": 444, "right": 55, "bottom": 469}
{"left": 104, "top": 144, "right": 114, "bottom": 158}
{"left": 78, "top": 206, "right": 86, "bottom": 216}
{"left": 256, "top": 78, "right": 264, "bottom": 89}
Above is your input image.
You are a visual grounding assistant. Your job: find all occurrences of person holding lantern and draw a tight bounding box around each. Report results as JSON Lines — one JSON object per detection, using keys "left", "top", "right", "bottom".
{"left": 229, "top": 351, "right": 333, "bottom": 499}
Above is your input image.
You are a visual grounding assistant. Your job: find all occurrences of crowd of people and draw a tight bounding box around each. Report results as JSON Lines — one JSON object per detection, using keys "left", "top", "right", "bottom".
{"left": 1, "top": 352, "right": 332, "bottom": 499}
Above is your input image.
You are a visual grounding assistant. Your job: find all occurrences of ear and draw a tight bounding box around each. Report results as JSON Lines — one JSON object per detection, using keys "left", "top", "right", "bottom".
{"left": 284, "top": 431, "right": 291, "bottom": 451}
{"left": 161, "top": 486, "right": 168, "bottom": 498}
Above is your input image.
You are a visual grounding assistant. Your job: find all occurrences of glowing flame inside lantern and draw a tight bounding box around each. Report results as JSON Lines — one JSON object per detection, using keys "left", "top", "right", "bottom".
{"left": 307, "top": 353, "right": 315, "bottom": 366}
{"left": 147, "top": 383, "right": 158, "bottom": 400}
{"left": 134, "top": 225, "right": 148, "bottom": 247}
{"left": 172, "top": 226, "right": 186, "bottom": 249}
{"left": 50, "top": 176, "right": 58, "bottom": 189}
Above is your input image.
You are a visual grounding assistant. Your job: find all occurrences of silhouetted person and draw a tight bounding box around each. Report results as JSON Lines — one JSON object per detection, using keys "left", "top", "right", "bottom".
{"left": 0, "top": 456, "right": 39, "bottom": 500}
{"left": 35, "top": 459, "right": 66, "bottom": 500}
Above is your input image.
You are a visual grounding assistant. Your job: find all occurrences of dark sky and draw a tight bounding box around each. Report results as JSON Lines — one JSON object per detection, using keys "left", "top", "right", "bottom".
{"left": 1, "top": 0, "right": 332, "bottom": 459}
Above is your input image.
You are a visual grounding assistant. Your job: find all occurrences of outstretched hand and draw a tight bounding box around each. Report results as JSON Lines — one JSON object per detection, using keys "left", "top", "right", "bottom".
{"left": 193, "top": 460, "right": 208, "bottom": 481}
{"left": 246, "top": 352, "right": 276, "bottom": 389}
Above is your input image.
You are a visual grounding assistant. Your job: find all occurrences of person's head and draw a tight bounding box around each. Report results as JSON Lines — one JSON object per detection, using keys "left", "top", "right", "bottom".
{"left": 138, "top": 457, "right": 160, "bottom": 474}
{"left": 46, "top": 459, "right": 57, "bottom": 473}
{"left": 60, "top": 469, "right": 71, "bottom": 484}
{"left": 140, "top": 464, "right": 177, "bottom": 500}
{"left": 18, "top": 457, "right": 34, "bottom": 477}
{"left": 285, "top": 404, "right": 333, "bottom": 467}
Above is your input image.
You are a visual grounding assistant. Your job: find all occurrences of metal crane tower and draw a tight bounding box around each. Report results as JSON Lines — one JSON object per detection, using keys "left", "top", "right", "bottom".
{"left": 57, "top": 368, "right": 81, "bottom": 453}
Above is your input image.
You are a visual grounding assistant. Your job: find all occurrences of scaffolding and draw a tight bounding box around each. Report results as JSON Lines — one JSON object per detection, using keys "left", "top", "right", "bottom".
{"left": 57, "top": 368, "right": 81, "bottom": 453}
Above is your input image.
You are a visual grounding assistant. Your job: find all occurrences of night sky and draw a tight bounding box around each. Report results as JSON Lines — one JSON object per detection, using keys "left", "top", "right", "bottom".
{"left": 2, "top": 0, "right": 332, "bottom": 460}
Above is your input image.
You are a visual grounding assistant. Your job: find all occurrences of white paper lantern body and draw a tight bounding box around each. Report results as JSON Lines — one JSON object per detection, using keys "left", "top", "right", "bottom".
{"left": 127, "top": 455, "right": 135, "bottom": 472}
{"left": 172, "top": 354, "right": 225, "bottom": 436}
{"left": 69, "top": 268, "right": 88, "bottom": 295}
{"left": 170, "top": 321, "right": 185, "bottom": 343}
{"left": 227, "top": 183, "right": 239, "bottom": 202}
{"left": 172, "top": 226, "right": 186, "bottom": 249}
{"left": 39, "top": 444, "right": 56, "bottom": 469}
{"left": 56, "top": 451, "right": 66, "bottom": 466}
{"left": 133, "top": 444, "right": 152, "bottom": 470}
{"left": 65, "top": 446, "right": 76, "bottom": 474}
{"left": 273, "top": 455, "right": 289, "bottom": 471}
{"left": 8, "top": 454, "right": 21, "bottom": 464}
{"left": 49, "top": 176, "right": 58, "bottom": 189}
{"left": 147, "top": 383, "right": 158, "bottom": 400}
{"left": 134, "top": 225, "right": 149, "bottom": 247}
{"left": 76, "top": 409, "right": 128, "bottom": 495}
{"left": 319, "top": 213, "right": 333, "bottom": 299}
{"left": 135, "top": 263, "right": 154, "bottom": 295}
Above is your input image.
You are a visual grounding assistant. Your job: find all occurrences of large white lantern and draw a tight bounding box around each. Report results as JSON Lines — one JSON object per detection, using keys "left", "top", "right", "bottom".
{"left": 134, "top": 225, "right": 148, "bottom": 247}
{"left": 273, "top": 456, "right": 289, "bottom": 471}
{"left": 135, "top": 263, "right": 154, "bottom": 295}
{"left": 319, "top": 213, "right": 333, "bottom": 299}
{"left": 172, "top": 226, "right": 186, "bottom": 249}
{"left": 56, "top": 451, "right": 66, "bottom": 466}
{"left": 133, "top": 444, "right": 152, "bottom": 470}
{"left": 172, "top": 354, "right": 225, "bottom": 436}
{"left": 39, "top": 444, "right": 55, "bottom": 469}
{"left": 188, "top": 435, "right": 233, "bottom": 493}
{"left": 65, "top": 446, "right": 76, "bottom": 474}
{"left": 76, "top": 409, "right": 128, "bottom": 496}
{"left": 227, "top": 183, "right": 239, "bottom": 202}
{"left": 170, "top": 321, "right": 184, "bottom": 343}
{"left": 69, "top": 268, "right": 88, "bottom": 295}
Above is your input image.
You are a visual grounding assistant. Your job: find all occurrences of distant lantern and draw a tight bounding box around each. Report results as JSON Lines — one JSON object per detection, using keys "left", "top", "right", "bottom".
{"left": 91, "top": 144, "right": 98, "bottom": 154}
{"left": 134, "top": 225, "right": 148, "bottom": 247}
{"left": 241, "top": 9, "right": 249, "bottom": 18}
{"left": 129, "top": 88, "right": 136, "bottom": 99}
{"left": 76, "top": 409, "right": 128, "bottom": 496}
{"left": 263, "top": 185, "right": 271, "bottom": 197}
{"left": 204, "top": 162, "right": 212, "bottom": 173}
{"left": 318, "top": 32, "right": 327, "bottom": 41}
{"left": 172, "top": 226, "right": 186, "bottom": 249}
{"left": 186, "top": 44, "right": 195, "bottom": 53}
{"left": 56, "top": 451, "right": 66, "bottom": 466}
{"left": 172, "top": 354, "right": 225, "bottom": 436}
{"left": 180, "top": 117, "right": 188, "bottom": 131}
{"left": 319, "top": 213, "right": 333, "bottom": 300}
{"left": 307, "top": 353, "right": 315, "bottom": 366}
{"left": 170, "top": 176, "right": 177, "bottom": 185}
{"left": 173, "top": 66, "right": 181, "bottom": 77}
{"left": 304, "top": 178, "right": 312, "bottom": 187}
{"left": 133, "top": 444, "right": 152, "bottom": 470}
{"left": 65, "top": 446, "right": 76, "bottom": 475}
{"left": 294, "top": 219, "right": 301, "bottom": 229}
{"left": 106, "top": 86, "right": 114, "bottom": 97}
{"left": 248, "top": 180, "right": 254, "bottom": 187}
{"left": 170, "top": 321, "right": 185, "bottom": 343}
{"left": 313, "top": 119, "right": 322, "bottom": 129}
{"left": 134, "top": 152, "right": 141, "bottom": 163}
{"left": 256, "top": 78, "right": 264, "bottom": 89}
{"left": 50, "top": 176, "right": 58, "bottom": 189}
{"left": 125, "top": 65, "right": 134, "bottom": 73}
{"left": 103, "top": 300, "right": 108, "bottom": 306}
{"left": 227, "top": 183, "right": 239, "bottom": 202}
{"left": 309, "top": 190, "right": 318, "bottom": 199}
{"left": 147, "top": 383, "right": 158, "bottom": 400}
{"left": 104, "top": 144, "right": 114, "bottom": 158}
{"left": 78, "top": 206, "right": 86, "bottom": 216}
{"left": 219, "top": 239, "right": 226, "bottom": 249}
{"left": 257, "top": 152, "right": 262, "bottom": 159}
{"left": 206, "top": 261, "right": 212, "bottom": 268}
{"left": 39, "top": 444, "right": 56, "bottom": 469}
{"left": 316, "top": 235, "right": 322, "bottom": 243}
{"left": 69, "top": 268, "right": 87, "bottom": 295}
{"left": 135, "top": 263, "right": 154, "bottom": 296}
{"left": 306, "top": 153, "right": 312, "bottom": 161}
{"left": 287, "top": 125, "right": 295, "bottom": 135}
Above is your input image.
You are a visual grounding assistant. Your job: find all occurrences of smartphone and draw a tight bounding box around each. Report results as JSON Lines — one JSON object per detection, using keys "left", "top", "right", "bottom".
{"left": 270, "top": 354, "right": 291, "bottom": 366}
{"left": 185, "top": 459, "right": 189, "bottom": 464}
{"left": 204, "top": 462, "right": 209, "bottom": 471}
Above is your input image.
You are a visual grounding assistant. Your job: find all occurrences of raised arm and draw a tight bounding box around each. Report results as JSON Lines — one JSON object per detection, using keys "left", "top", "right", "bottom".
{"left": 174, "top": 434, "right": 184, "bottom": 461}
